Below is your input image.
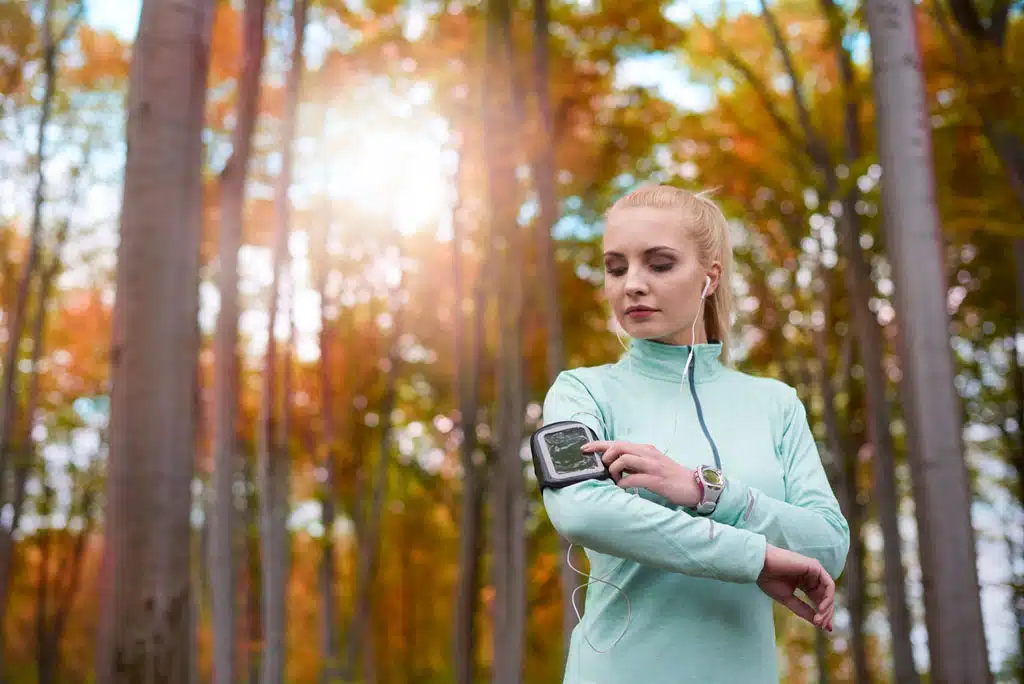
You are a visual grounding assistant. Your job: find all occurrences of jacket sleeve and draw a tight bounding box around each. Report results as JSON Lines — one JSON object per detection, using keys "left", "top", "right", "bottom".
{"left": 540, "top": 371, "right": 768, "bottom": 584}
{"left": 709, "top": 387, "right": 850, "bottom": 579}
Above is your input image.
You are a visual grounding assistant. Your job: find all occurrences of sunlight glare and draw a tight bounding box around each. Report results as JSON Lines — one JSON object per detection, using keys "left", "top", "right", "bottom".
{"left": 332, "top": 122, "right": 452, "bottom": 236}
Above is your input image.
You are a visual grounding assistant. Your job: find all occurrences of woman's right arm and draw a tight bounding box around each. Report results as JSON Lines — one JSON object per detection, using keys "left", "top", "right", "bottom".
{"left": 542, "top": 371, "right": 768, "bottom": 584}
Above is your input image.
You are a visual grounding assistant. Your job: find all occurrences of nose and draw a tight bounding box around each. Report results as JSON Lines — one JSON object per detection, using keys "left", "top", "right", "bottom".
{"left": 624, "top": 268, "right": 649, "bottom": 297}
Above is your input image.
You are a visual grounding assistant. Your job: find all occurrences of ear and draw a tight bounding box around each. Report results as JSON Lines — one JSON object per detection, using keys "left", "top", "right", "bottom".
{"left": 704, "top": 262, "right": 723, "bottom": 297}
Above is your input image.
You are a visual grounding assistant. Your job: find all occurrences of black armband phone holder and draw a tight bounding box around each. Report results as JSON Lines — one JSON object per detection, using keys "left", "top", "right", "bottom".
{"left": 530, "top": 420, "right": 609, "bottom": 490}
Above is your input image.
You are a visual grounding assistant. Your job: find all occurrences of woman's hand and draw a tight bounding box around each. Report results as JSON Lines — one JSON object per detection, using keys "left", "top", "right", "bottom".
{"left": 582, "top": 440, "right": 701, "bottom": 508}
{"left": 758, "top": 545, "right": 835, "bottom": 632}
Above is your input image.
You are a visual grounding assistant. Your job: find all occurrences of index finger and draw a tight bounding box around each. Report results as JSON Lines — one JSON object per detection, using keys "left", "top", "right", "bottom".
{"left": 583, "top": 440, "right": 649, "bottom": 454}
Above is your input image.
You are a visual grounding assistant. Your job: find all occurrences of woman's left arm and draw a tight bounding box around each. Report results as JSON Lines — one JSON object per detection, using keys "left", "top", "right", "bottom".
{"left": 709, "top": 388, "right": 850, "bottom": 579}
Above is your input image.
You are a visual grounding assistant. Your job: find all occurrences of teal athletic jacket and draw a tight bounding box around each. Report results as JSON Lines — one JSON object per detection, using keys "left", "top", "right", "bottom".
{"left": 541, "top": 338, "right": 850, "bottom": 684}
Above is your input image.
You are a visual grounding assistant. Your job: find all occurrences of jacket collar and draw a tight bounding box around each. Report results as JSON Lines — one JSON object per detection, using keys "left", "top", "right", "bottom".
{"left": 620, "top": 337, "right": 726, "bottom": 384}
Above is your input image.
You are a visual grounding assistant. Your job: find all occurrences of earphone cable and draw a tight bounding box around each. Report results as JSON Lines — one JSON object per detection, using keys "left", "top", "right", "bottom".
{"left": 566, "top": 542, "right": 632, "bottom": 654}
{"left": 569, "top": 280, "right": 709, "bottom": 658}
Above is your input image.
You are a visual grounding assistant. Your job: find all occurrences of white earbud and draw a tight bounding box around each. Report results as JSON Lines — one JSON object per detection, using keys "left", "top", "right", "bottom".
{"left": 680, "top": 276, "right": 711, "bottom": 384}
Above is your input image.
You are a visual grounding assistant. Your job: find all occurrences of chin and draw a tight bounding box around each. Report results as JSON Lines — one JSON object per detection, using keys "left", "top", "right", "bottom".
{"left": 621, "top": 320, "right": 670, "bottom": 340}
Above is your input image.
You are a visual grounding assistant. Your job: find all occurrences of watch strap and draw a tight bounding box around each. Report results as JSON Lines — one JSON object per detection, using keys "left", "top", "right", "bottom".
{"left": 693, "top": 466, "right": 724, "bottom": 515}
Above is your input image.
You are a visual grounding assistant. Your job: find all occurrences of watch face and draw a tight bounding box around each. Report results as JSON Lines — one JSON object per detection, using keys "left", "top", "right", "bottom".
{"left": 702, "top": 468, "right": 723, "bottom": 486}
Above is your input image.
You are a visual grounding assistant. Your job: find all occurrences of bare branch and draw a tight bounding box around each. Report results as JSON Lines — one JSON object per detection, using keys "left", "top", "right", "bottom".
{"left": 817, "top": 0, "right": 863, "bottom": 168}
{"left": 990, "top": 0, "right": 1013, "bottom": 46}
{"left": 757, "top": 0, "right": 830, "bottom": 170}
{"left": 932, "top": 1, "right": 1024, "bottom": 208}
{"left": 57, "top": 0, "right": 86, "bottom": 46}
{"left": 714, "top": 96, "right": 813, "bottom": 181}
{"left": 700, "top": 19, "right": 808, "bottom": 160}
{"left": 947, "top": 0, "right": 988, "bottom": 41}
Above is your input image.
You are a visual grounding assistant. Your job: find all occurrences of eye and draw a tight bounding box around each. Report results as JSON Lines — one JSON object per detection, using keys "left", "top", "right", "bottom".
{"left": 605, "top": 265, "right": 627, "bottom": 277}
{"left": 650, "top": 262, "right": 674, "bottom": 273}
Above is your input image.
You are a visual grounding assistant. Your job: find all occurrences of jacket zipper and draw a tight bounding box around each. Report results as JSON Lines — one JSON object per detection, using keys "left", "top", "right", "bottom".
{"left": 688, "top": 361, "right": 722, "bottom": 470}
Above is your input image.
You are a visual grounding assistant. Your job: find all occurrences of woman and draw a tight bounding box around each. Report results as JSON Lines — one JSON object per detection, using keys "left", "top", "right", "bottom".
{"left": 542, "top": 185, "right": 850, "bottom": 684}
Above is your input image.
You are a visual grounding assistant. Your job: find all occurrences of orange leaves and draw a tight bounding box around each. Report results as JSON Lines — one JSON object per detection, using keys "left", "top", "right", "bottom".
{"left": 36, "top": 287, "right": 112, "bottom": 412}
{"left": 69, "top": 25, "right": 130, "bottom": 88}
{"left": 208, "top": 1, "right": 244, "bottom": 87}
{"left": 0, "top": 0, "right": 35, "bottom": 95}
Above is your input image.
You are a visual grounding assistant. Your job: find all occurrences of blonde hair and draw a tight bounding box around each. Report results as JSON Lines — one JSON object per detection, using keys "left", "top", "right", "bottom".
{"left": 607, "top": 185, "right": 735, "bottom": 362}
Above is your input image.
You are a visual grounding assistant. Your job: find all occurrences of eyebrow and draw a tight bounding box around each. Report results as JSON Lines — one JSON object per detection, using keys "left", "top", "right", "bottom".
{"left": 603, "top": 246, "right": 679, "bottom": 258}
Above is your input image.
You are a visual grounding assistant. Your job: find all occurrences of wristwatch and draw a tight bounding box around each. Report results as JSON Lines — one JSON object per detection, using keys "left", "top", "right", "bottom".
{"left": 693, "top": 465, "right": 726, "bottom": 515}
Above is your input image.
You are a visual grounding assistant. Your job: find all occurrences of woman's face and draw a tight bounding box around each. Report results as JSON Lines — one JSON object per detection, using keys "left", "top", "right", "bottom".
{"left": 602, "top": 206, "right": 720, "bottom": 345}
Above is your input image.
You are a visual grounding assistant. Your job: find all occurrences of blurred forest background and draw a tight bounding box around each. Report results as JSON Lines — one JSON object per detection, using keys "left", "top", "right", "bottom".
{"left": 0, "top": 0, "right": 1022, "bottom": 682}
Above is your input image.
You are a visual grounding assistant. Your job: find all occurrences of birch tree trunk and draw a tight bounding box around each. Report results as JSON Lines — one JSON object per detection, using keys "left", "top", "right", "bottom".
{"left": 95, "top": 0, "right": 214, "bottom": 680}
{"left": 210, "top": 1, "right": 267, "bottom": 681}
{"left": 864, "top": 2, "right": 991, "bottom": 680}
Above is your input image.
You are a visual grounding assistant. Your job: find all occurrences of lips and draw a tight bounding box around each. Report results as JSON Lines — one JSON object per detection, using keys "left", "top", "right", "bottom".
{"left": 625, "top": 306, "right": 659, "bottom": 318}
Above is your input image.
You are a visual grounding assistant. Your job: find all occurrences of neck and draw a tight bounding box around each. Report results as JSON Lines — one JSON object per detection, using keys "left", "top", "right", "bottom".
{"left": 656, "top": 328, "right": 707, "bottom": 347}
{"left": 655, "top": 316, "right": 708, "bottom": 347}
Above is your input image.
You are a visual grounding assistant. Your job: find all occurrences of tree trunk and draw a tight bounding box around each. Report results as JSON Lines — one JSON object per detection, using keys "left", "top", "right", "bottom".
{"left": 833, "top": 192, "right": 919, "bottom": 684}
{"left": 36, "top": 518, "right": 53, "bottom": 684}
{"left": 1012, "top": 239, "right": 1024, "bottom": 505}
{"left": 37, "top": 490, "right": 93, "bottom": 684}
{"left": 486, "top": 0, "right": 527, "bottom": 680}
{"left": 745, "top": 1, "right": 919, "bottom": 675}
{"left": 315, "top": 212, "right": 341, "bottom": 684}
{"left": 822, "top": 338, "right": 869, "bottom": 684}
{"left": 810, "top": 270, "right": 870, "bottom": 684}
{"left": 452, "top": 140, "right": 487, "bottom": 684}
{"left": 0, "top": 166, "right": 77, "bottom": 677}
{"left": 815, "top": 630, "right": 829, "bottom": 684}
{"left": 844, "top": 446, "right": 869, "bottom": 684}
{"left": 0, "top": 0, "right": 59, "bottom": 486}
{"left": 258, "top": 2, "right": 305, "bottom": 682}
{"left": 37, "top": 632, "right": 58, "bottom": 684}
{"left": 1010, "top": 239, "right": 1024, "bottom": 668}
{"left": 244, "top": 464, "right": 263, "bottom": 684}
{"left": 0, "top": 28, "right": 83, "bottom": 668}
{"left": 864, "top": 2, "right": 991, "bottom": 680}
{"left": 26, "top": 230, "right": 72, "bottom": 684}
{"left": 530, "top": 0, "right": 576, "bottom": 648}
{"left": 401, "top": 475, "right": 415, "bottom": 683}
{"left": 345, "top": 302, "right": 402, "bottom": 683}
{"left": 94, "top": 0, "right": 213, "bottom": 679}
{"left": 210, "top": 0, "right": 267, "bottom": 682}
{"left": 754, "top": 0, "right": 922, "bottom": 674}
{"left": 259, "top": 278, "right": 292, "bottom": 684}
